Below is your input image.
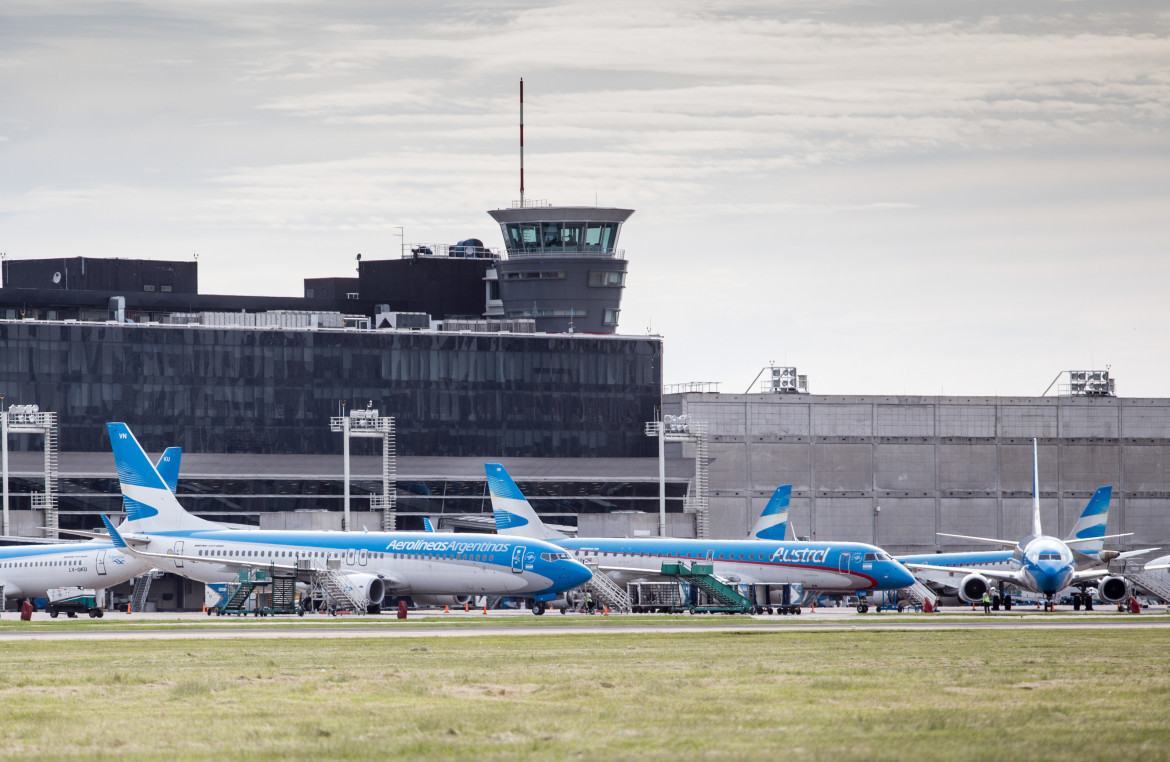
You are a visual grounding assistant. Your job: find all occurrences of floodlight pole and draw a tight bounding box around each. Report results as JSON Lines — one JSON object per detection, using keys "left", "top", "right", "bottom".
{"left": 1, "top": 394, "right": 8, "bottom": 536}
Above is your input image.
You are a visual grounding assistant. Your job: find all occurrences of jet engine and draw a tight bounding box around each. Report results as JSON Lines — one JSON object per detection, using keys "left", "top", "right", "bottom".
{"left": 958, "top": 573, "right": 991, "bottom": 604}
{"left": 410, "top": 595, "right": 472, "bottom": 608}
{"left": 1096, "top": 576, "right": 1129, "bottom": 604}
{"left": 340, "top": 573, "right": 386, "bottom": 607}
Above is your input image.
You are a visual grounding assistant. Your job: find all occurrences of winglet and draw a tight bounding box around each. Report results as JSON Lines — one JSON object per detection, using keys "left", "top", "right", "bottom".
{"left": 100, "top": 514, "right": 128, "bottom": 549}
{"left": 485, "top": 463, "right": 565, "bottom": 540}
{"left": 749, "top": 485, "right": 791, "bottom": 541}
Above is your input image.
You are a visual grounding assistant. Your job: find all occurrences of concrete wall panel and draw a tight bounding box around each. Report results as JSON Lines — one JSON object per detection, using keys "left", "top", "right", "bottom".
{"left": 938, "top": 444, "right": 997, "bottom": 491}
{"left": 696, "top": 403, "right": 746, "bottom": 436}
{"left": 1122, "top": 500, "right": 1170, "bottom": 545}
{"left": 1122, "top": 446, "right": 1170, "bottom": 491}
{"left": 747, "top": 401, "right": 809, "bottom": 436}
{"left": 1059, "top": 445, "right": 1120, "bottom": 492}
{"left": 749, "top": 443, "right": 812, "bottom": 491}
{"left": 814, "top": 444, "right": 872, "bottom": 491}
{"left": 1060, "top": 404, "right": 1119, "bottom": 438}
{"left": 874, "top": 444, "right": 935, "bottom": 491}
{"left": 875, "top": 498, "right": 936, "bottom": 547}
{"left": 999, "top": 444, "right": 1058, "bottom": 493}
{"left": 876, "top": 405, "right": 935, "bottom": 437}
{"left": 709, "top": 442, "right": 748, "bottom": 488}
{"left": 939, "top": 405, "right": 996, "bottom": 437}
{"left": 939, "top": 498, "right": 998, "bottom": 542}
{"left": 1000, "top": 405, "right": 1057, "bottom": 437}
{"left": 708, "top": 496, "right": 750, "bottom": 539}
{"left": 813, "top": 497, "right": 872, "bottom": 543}
{"left": 1122, "top": 406, "right": 1170, "bottom": 438}
{"left": 812, "top": 404, "right": 871, "bottom": 436}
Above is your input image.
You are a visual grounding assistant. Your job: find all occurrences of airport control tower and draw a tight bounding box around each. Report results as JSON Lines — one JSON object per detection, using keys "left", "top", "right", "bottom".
{"left": 487, "top": 204, "right": 634, "bottom": 334}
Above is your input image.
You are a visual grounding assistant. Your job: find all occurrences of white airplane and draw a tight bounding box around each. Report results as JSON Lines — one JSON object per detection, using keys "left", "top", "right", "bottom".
{"left": 101, "top": 423, "right": 592, "bottom": 615}
{"left": 0, "top": 447, "right": 181, "bottom": 612}
{"left": 901, "top": 439, "right": 1135, "bottom": 611}
{"left": 486, "top": 463, "right": 915, "bottom": 612}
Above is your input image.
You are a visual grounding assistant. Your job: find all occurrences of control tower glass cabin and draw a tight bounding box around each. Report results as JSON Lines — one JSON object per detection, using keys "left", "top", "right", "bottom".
{"left": 488, "top": 205, "right": 634, "bottom": 334}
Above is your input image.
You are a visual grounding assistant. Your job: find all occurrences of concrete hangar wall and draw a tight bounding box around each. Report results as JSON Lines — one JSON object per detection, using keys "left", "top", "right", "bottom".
{"left": 664, "top": 393, "right": 1170, "bottom": 554}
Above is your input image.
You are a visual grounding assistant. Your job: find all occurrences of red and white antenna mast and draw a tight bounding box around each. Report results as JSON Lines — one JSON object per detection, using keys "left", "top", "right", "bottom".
{"left": 519, "top": 77, "right": 525, "bottom": 207}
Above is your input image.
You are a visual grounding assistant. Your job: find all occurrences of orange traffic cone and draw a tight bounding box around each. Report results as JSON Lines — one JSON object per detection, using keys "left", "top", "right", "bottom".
{"left": 604, "top": 606, "right": 609, "bottom": 616}
{"left": 465, "top": 602, "right": 469, "bottom": 612}
{"left": 444, "top": 605, "right": 449, "bottom": 613}
{"left": 126, "top": 603, "right": 131, "bottom": 614}
{"left": 482, "top": 605, "right": 487, "bottom": 615}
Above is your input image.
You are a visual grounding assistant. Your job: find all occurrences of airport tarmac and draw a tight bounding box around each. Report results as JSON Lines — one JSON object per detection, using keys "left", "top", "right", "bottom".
{"left": 2, "top": 605, "right": 1168, "bottom": 640}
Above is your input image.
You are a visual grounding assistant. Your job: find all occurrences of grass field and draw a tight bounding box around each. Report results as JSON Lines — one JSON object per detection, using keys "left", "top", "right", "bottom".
{"left": 2, "top": 627, "right": 1169, "bottom": 760}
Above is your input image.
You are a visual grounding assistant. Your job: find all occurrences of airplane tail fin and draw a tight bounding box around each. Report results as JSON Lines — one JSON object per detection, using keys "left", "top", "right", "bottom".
{"left": 485, "top": 463, "right": 566, "bottom": 540}
{"left": 749, "top": 485, "right": 791, "bottom": 541}
{"left": 107, "top": 423, "right": 219, "bottom": 533}
{"left": 1063, "top": 486, "right": 1112, "bottom": 559}
{"left": 1031, "top": 438, "right": 1043, "bottom": 537}
{"left": 422, "top": 517, "right": 436, "bottom": 533}
{"left": 156, "top": 447, "right": 182, "bottom": 494}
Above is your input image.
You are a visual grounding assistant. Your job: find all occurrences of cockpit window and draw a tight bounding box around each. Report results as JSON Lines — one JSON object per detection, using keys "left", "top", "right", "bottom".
{"left": 540, "top": 552, "right": 570, "bottom": 562}
{"left": 864, "top": 553, "right": 876, "bottom": 561}
{"left": 1038, "top": 553, "right": 1062, "bottom": 560}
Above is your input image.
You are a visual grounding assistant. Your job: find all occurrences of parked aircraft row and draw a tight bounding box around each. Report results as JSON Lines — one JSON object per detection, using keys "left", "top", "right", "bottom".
{"left": 1, "top": 427, "right": 1162, "bottom": 616}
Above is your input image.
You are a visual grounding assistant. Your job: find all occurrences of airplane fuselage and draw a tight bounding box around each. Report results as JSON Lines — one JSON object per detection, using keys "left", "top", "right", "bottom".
{"left": 136, "top": 530, "right": 590, "bottom": 597}
{"left": 0, "top": 541, "right": 152, "bottom": 599}
{"left": 557, "top": 538, "right": 916, "bottom": 591}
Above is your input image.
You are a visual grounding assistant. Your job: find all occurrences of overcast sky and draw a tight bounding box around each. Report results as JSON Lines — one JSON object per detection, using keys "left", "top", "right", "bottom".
{"left": 2, "top": 1, "right": 1168, "bottom": 396}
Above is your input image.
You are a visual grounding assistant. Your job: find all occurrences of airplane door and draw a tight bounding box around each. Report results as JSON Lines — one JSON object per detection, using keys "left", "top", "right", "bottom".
{"left": 511, "top": 546, "right": 524, "bottom": 574}
{"left": 96, "top": 550, "right": 108, "bottom": 576}
{"left": 705, "top": 550, "right": 714, "bottom": 561}
{"left": 171, "top": 541, "right": 184, "bottom": 568}
{"left": 358, "top": 549, "right": 368, "bottom": 567}
{"left": 838, "top": 552, "right": 850, "bottom": 574}
{"left": 346, "top": 548, "right": 357, "bottom": 566}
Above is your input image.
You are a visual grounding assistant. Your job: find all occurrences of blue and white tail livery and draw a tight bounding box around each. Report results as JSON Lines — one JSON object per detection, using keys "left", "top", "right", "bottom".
{"left": 748, "top": 486, "right": 791, "bottom": 541}
{"left": 1063, "top": 486, "right": 1112, "bottom": 560}
{"left": 485, "top": 464, "right": 566, "bottom": 541}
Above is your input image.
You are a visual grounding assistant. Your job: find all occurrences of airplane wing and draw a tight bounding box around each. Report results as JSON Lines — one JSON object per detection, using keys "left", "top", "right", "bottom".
{"left": 936, "top": 533, "right": 1019, "bottom": 549}
{"left": 903, "top": 562, "right": 1023, "bottom": 586}
{"left": 1070, "top": 568, "right": 1114, "bottom": 584}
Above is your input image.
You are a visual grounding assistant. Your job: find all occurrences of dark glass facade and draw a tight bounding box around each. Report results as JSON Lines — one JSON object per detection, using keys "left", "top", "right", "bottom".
{"left": 0, "top": 320, "right": 662, "bottom": 458}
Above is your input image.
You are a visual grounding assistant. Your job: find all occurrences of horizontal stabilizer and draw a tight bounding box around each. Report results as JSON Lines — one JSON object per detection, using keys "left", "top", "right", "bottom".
{"left": 1066, "top": 532, "right": 1132, "bottom": 546}
{"left": 936, "top": 532, "right": 1018, "bottom": 549}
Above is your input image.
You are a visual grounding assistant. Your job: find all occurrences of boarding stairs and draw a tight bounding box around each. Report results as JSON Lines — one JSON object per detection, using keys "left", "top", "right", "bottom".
{"left": 1108, "top": 558, "right": 1170, "bottom": 603}
{"left": 130, "top": 571, "right": 158, "bottom": 612}
{"left": 316, "top": 568, "right": 368, "bottom": 612}
{"left": 664, "top": 562, "right": 753, "bottom": 613}
{"left": 582, "top": 563, "right": 632, "bottom": 613}
{"left": 899, "top": 580, "right": 939, "bottom": 611}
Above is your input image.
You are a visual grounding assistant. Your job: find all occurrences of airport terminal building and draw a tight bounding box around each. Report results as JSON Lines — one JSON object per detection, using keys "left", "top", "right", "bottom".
{"left": 3, "top": 202, "right": 1170, "bottom": 611}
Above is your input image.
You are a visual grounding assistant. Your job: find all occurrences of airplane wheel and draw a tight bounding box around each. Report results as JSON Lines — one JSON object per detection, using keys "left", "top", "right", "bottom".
{"left": 795, "top": 607, "right": 802, "bottom": 615}
{"left": 856, "top": 604, "right": 866, "bottom": 613}
{"left": 897, "top": 604, "right": 905, "bottom": 613}
{"left": 532, "top": 602, "right": 546, "bottom": 616}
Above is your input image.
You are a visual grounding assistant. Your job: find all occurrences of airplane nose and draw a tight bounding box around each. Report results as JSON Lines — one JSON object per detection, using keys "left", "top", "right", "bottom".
{"left": 892, "top": 561, "right": 917, "bottom": 589}
{"left": 565, "top": 560, "right": 593, "bottom": 591}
